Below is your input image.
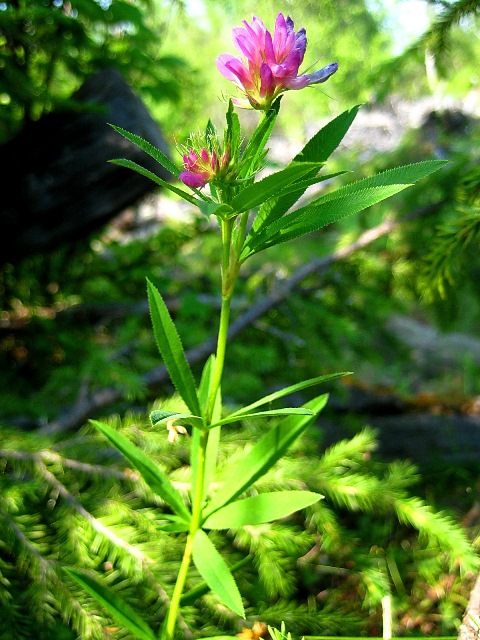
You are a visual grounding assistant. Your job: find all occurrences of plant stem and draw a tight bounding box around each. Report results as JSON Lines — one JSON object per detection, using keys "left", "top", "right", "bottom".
{"left": 161, "top": 217, "right": 237, "bottom": 640}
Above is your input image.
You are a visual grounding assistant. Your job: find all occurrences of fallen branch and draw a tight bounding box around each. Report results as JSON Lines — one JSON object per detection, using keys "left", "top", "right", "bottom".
{"left": 459, "top": 573, "right": 480, "bottom": 640}
{"left": 39, "top": 201, "right": 444, "bottom": 435}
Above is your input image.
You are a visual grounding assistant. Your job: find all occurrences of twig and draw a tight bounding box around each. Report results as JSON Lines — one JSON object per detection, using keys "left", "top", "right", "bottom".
{"left": 39, "top": 201, "right": 445, "bottom": 435}
{"left": 459, "top": 573, "right": 480, "bottom": 640}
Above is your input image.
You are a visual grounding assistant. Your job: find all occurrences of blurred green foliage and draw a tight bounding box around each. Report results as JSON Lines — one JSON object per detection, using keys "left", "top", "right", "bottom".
{"left": 0, "top": 0, "right": 189, "bottom": 141}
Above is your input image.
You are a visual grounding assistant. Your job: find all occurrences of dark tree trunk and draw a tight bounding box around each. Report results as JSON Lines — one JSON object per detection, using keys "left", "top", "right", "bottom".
{"left": 0, "top": 68, "right": 171, "bottom": 262}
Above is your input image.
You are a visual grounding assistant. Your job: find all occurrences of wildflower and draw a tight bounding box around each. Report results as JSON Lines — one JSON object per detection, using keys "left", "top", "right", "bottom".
{"left": 217, "top": 13, "right": 338, "bottom": 110}
{"left": 166, "top": 418, "right": 188, "bottom": 443}
{"left": 179, "top": 142, "right": 231, "bottom": 189}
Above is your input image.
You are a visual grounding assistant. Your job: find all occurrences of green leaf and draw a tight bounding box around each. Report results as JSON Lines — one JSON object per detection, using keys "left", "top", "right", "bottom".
{"left": 248, "top": 171, "right": 346, "bottom": 240}
{"left": 192, "top": 530, "right": 245, "bottom": 617}
{"left": 150, "top": 410, "right": 203, "bottom": 430}
{"left": 297, "top": 105, "right": 362, "bottom": 164}
{"left": 192, "top": 356, "right": 222, "bottom": 502}
{"left": 91, "top": 420, "right": 190, "bottom": 521}
{"left": 147, "top": 279, "right": 201, "bottom": 417}
{"left": 205, "top": 118, "right": 217, "bottom": 146}
{"left": 230, "top": 162, "right": 323, "bottom": 214}
{"left": 224, "top": 99, "right": 241, "bottom": 164}
{"left": 203, "top": 490, "right": 323, "bottom": 529}
{"left": 246, "top": 161, "right": 447, "bottom": 255}
{"left": 109, "top": 123, "right": 180, "bottom": 177}
{"left": 197, "top": 201, "right": 234, "bottom": 218}
{"left": 224, "top": 372, "right": 349, "bottom": 418}
{"left": 180, "top": 556, "right": 251, "bottom": 606}
{"left": 64, "top": 568, "right": 156, "bottom": 640}
{"left": 238, "top": 99, "right": 281, "bottom": 179}
{"left": 204, "top": 394, "right": 329, "bottom": 517}
{"left": 247, "top": 185, "right": 405, "bottom": 254}
{"left": 110, "top": 159, "right": 200, "bottom": 206}
{"left": 209, "top": 407, "right": 313, "bottom": 429}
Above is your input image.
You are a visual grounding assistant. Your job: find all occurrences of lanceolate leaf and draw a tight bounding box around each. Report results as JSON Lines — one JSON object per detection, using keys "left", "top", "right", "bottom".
{"left": 208, "top": 407, "right": 313, "bottom": 429}
{"left": 248, "top": 171, "right": 346, "bottom": 239}
{"left": 203, "top": 490, "right": 323, "bottom": 529}
{"left": 243, "top": 105, "right": 361, "bottom": 241}
{"left": 192, "top": 356, "right": 222, "bottom": 503}
{"left": 238, "top": 99, "right": 281, "bottom": 179}
{"left": 245, "top": 161, "right": 447, "bottom": 256}
{"left": 224, "top": 99, "right": 241, "bottom": 164}
{"left": 204, "top": 394, "right": 329, "bottom": 517}
{"left": 110, "top": 159, "right": 201, "bottom": 206}
{"left": 109, "top": 123, "right": 180, "bottom": 177}
{"left": 147, "top": 279, "right": 201, "bottom": 417}
{"left": 65, "top": 568, "right": 156, "bottom": 640}
{"left": 91, "top": 420, "right": 190, "bottom": 521}
{"left": 230, "top": 162, "right": 323, "bottom": 214}
{"left": 150, "top": 410, "right": 203, "bottom": 430}
{"left": 192, "top": 530, "right": 245, "bottom": 617}
{"left": 180, "top": 556, "right": 251, "bottom": 606}
{"left": 247, "top": 184, "right": 408, "bottom": 253}
{"left": 224, "top": 372, "right": 349, "bottom": 418}
{"left": 296, "top": 104, "right": 362, "bottom": 164}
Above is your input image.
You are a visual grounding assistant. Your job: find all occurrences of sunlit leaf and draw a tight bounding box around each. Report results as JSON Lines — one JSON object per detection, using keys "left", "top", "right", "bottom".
{"left": 192, "top": 530, "right": 245, "bottom": 617}
{"left": 109, "top": 124, "right": 180, "bottom": 176}
{"left": 203, "top": 490, "right": 323, "bottom": 529}
{"left": 91, "top": 420, "right": 190, "bottom": 521}
{"left": 147, "top": 279, "right": 201, "bottom": 417}
{"left": 65, "top": 568, "right": 156, "bottom": 640}
{"left": 205, "top": 394, "right": 329, "bottom": 517}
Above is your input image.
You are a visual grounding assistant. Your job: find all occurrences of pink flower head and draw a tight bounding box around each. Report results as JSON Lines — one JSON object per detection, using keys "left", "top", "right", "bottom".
{"left": 179, "top": 148, "right": 214, "bottom": 189}
{"left": 217, "top": 13, "right": 338, "bottom": 110}
{"left": 179, "top": 143, "right": 231, "bottom": 189}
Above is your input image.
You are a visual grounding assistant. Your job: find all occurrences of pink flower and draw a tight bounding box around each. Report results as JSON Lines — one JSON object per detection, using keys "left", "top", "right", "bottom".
{"left": 217, "top": 13, "right": 338, "bottom": 110}
{"left": 179, "top": 146, "right": 231, "bottom": 189}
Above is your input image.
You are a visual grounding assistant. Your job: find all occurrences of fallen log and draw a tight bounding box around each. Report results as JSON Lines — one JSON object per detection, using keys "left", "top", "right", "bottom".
{"left": 0, "top": 68, "right": 171, "bottom": 262}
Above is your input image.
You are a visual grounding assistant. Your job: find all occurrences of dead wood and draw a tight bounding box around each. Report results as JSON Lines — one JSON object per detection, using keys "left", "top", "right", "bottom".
{"left": 0, "top": 68, "right": 171, "bottom": 262}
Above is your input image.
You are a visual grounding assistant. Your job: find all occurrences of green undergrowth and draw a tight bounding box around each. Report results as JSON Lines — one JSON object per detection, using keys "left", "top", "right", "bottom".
{"left": 0, "top": 410, "right": 478, "bottom": 639}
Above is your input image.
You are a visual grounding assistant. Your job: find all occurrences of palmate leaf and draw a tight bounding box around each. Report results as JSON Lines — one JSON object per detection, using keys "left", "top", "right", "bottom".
{"left": 192, "top": 530, "right": 245, "bottom": 617}
{"left": 204, "top": 394, "right": 329, "bottom": 517}
{"left": 109, "top": 124, "right": 180, "bottom": 177}
{"left": 203, "top": 490, "right": 323, "bottom": 529}
{"left": 230, "top": 161, "right": 323, "bottom": 214}
{"left": 147, "top": 279, "right": 201, "bottom": 417}
{"left": 244, "top": 160, "right": 447, "bottom": 257}
{"left": 91, "top": 420, "right": 191, "bottom": 521}
{"left": 64, "top": 568, "right": 156, "bottom": 640}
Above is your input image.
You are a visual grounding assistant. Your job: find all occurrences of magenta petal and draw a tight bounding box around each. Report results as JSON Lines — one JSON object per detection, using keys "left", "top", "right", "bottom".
{"left": 235, "top": 34, "right": 260, "bottom": 64}
{"left": 179, "top": 171, "right": 207, "bottom": 189}
{"left": 217, "top": 54, "right": 241, "bottom": 82}
{"left": 259, "top": 62, "right": 275, "bottom": 98}
{"left": 273, "top": 13, "right": 288, "bottom": 56}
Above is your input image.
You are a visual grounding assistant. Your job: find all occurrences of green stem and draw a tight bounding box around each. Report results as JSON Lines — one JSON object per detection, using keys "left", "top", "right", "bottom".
{"left": 162, "top": 428, "right": 208, "bottom": 640}
{"left": 161, "top": 217, "right": 238, "bottom": 640}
